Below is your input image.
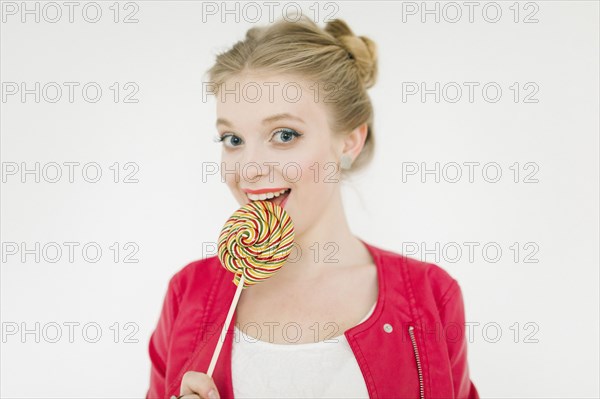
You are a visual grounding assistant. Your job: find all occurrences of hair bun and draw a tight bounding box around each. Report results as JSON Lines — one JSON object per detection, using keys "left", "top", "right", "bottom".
{"left": 325, "top": 19, "right": 378, "bottom": 89}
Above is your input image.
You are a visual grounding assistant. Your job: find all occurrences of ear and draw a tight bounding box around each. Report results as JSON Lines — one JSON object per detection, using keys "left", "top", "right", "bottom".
{"left": 342, "top": 122, "right": 368, "bottom": 160}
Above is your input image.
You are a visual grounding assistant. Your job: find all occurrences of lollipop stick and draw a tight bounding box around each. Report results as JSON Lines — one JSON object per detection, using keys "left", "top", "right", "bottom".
{"left": 206, "top": 273, "right": 245, "bottom": 377}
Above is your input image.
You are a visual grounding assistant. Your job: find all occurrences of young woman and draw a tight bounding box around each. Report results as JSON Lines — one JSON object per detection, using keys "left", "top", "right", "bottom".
{"left": 146, "top": 15, "right": 480, "bottom": 399}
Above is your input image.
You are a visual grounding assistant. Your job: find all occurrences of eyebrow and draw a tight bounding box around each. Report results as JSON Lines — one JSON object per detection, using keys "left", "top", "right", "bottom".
{"left": 216, "top": 113, "right": 305, "bottom": 128}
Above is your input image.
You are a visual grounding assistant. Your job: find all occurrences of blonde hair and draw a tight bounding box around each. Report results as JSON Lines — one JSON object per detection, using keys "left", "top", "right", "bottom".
{"left": 205, "top": 15, "right": 378, "bottom": 174}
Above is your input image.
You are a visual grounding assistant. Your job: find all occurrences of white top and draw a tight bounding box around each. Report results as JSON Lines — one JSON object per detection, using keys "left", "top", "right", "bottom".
{"left": 231, "top": 302, "right": 377, "bottom": 398}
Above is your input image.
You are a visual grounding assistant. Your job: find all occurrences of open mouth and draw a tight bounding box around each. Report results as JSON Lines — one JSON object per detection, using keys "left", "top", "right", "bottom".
{"left": 246, "top": 188, "right": 291, "bottom": 208}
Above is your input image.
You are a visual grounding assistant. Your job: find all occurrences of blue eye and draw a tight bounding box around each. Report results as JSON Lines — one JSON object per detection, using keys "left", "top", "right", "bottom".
{"left": 272, "top": 128, "right": 302, "bottom": 144}
{"left": 214, "top": 133, "right": 243, "bottom": 148}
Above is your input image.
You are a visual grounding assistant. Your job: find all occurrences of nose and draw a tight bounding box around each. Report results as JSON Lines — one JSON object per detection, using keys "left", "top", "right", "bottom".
{"left": 240, "top": 143, "right": 270, "bottom": 183}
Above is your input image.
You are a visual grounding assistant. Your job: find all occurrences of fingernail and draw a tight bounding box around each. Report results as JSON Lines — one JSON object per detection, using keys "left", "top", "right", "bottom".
{"left": 208, "top": 389, "right": 219, "bottom": 399}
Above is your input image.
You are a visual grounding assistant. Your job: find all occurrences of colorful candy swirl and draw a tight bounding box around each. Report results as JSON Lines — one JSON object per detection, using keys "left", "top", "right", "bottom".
{"left": 217, "top": 200, "right": 295, "bottom": 288}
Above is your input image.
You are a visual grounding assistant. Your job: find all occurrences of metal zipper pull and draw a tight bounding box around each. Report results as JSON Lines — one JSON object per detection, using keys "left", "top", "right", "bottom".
{"left": 408, "top": 325, "right": 425, "bottom": 399}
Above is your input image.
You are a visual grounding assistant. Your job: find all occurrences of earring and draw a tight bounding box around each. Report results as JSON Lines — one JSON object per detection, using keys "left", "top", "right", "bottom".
{"left": 340, "top": 154, "right": 353, "bottom": 170}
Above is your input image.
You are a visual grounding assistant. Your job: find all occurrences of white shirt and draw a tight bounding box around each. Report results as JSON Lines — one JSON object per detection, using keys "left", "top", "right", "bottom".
{"left": 231, "top": 302, "right": 377, "bottom": 398}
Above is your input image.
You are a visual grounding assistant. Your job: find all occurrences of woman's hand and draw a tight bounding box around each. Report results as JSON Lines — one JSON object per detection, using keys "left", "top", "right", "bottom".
{"left": 174, "top": 371, "right": 221, "bottom": 399}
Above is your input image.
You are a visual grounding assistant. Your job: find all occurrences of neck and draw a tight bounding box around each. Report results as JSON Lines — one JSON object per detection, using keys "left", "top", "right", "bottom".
{"left": 272, "top": 188, "right": 369, "bottom": 283}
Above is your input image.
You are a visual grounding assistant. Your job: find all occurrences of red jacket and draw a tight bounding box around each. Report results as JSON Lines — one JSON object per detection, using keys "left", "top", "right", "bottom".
{"left": 146, "top": 238, "right": 480, "bottom": 398}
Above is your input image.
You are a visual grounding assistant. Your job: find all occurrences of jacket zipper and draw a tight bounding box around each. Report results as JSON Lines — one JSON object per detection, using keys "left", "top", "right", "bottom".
{"left": 408, "top": 325, "right": 425, "bottom": 399}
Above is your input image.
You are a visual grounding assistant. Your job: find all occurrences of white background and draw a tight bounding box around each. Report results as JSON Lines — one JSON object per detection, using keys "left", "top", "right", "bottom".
{"left": 1, "top": 1, "right": 598, "bottom": 397}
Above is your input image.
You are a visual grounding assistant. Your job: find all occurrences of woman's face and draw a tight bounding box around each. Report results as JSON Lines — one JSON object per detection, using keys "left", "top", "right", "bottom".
{"left": 215, "top": 72, "right": 344, "bottom": 236}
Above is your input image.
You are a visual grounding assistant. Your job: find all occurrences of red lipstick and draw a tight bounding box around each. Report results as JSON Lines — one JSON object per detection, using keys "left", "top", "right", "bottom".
{"left": 242, "top": 187, "right": 288, "bottom": 194}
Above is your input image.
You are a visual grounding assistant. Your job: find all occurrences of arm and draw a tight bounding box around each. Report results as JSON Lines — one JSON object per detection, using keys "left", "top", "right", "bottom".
{"left": 146, "top": 274, "right": 181, "bottom": 399}
{"left": 438, "top": 281, "right": 480, "bottom": 399}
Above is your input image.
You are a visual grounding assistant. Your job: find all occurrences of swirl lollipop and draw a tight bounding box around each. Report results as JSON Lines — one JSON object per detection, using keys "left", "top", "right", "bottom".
{"left": 218, "top": 200, "right": 295, "bottom": 288}
{"left": 205, "top": 200, "right": 295, "bottom": 377}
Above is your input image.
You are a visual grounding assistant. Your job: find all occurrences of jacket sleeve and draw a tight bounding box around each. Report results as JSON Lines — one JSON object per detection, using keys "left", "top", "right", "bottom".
{"left": 146, "top": 274, "right": 181, "bottom": 399}
{"left": 438, "top": 281, "right": 480, "bottom": 399}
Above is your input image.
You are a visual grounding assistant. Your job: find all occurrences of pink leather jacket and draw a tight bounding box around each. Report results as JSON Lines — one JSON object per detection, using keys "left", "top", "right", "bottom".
{"left": 146, "top": 238, "right": 480, "bottom": 398}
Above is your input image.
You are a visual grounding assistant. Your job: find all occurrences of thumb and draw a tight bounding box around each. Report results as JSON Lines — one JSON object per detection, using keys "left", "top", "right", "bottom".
{"left": 179, "top": 371, "right": 221, "bottom": 399}
{"left": 207, "top": 389, "right": 220, "bottom": 399}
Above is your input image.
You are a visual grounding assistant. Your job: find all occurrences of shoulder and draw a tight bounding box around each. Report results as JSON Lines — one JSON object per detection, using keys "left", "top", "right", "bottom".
{"left": 372, "top": 243, "right": 461, "bottom": 312}
{"left": 168, "top": 255, "right": 226, "bottom": 302}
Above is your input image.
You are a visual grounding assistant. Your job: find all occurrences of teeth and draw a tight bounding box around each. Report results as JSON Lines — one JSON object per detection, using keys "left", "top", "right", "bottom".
{"left": 246, "top": 189, "right": 289, "bottom": 201}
